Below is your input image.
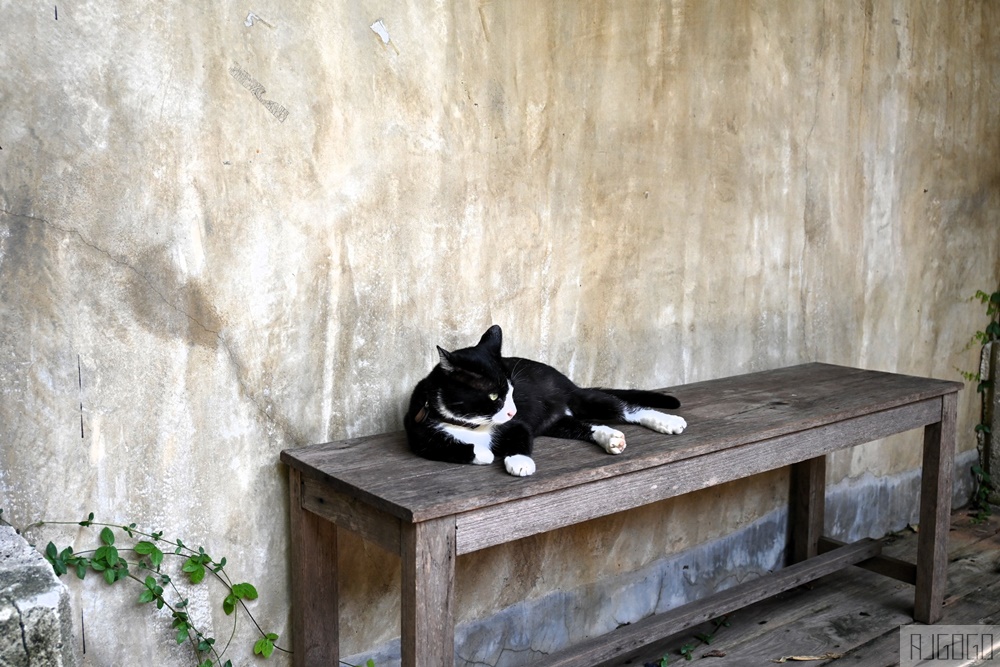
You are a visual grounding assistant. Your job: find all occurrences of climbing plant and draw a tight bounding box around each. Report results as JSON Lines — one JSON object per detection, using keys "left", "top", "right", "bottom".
{"left": 959, "top": 288, "right": 1000, "bottom": 522}
{"left": 3, "top": 508, "right": 379, "bottom": 667}
{"left": 5, "top": 510, "right": 285, "bottom": 667}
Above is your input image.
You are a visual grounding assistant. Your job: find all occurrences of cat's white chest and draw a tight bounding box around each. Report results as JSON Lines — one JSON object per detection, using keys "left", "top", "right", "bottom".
{"left": 437, "top": 423, "right": 495, "bottom": 464}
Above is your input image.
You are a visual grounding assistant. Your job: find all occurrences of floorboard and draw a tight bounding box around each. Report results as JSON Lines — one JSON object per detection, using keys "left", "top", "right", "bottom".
{"left": 597, "top": 510, "right": 1000, "bottom": 667}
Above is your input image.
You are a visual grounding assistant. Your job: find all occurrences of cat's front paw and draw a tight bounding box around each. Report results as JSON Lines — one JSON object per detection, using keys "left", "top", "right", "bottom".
{"left": 591, "top": 425, "right": 627, "bottom": 454}
{"left": 639, "top": 411, "right": 687, "bottom": 435}
{"left": 472, "top": 444, "right": 495, "bottom": 465}
{"left": 504, "top": 454, "right": 536, "bottom": 477}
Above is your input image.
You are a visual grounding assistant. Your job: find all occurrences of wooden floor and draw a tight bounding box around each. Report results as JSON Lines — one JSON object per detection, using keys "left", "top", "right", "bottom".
{"left": 599, "top": 509, "right": 1000, "bottom": 667}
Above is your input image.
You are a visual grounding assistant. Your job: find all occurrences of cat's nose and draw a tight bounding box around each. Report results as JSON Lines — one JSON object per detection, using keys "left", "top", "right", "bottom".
{"left": 507, "top": 408, "right": 516, "bottom": 418}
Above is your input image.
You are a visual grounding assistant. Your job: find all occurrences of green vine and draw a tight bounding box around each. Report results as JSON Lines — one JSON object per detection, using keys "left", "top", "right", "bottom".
{"left": 969, "top": 464, "right": 995, "bottom": 525}
{"left": 3, "top": 509, "right": 378, "bottom": 667}
{"left": 5, "top": 510, "right": 286, "bottom": 667}
{"left": 644, "top": 615, "right": 730, "bottom": 665}
{"left": 959, "top": 289, "right": 1000, "bottom": 524}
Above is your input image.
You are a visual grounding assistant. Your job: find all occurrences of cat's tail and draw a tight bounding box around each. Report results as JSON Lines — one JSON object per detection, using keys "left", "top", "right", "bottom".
{"left": 595, "top": 388, "right": 681, "bottom": 409}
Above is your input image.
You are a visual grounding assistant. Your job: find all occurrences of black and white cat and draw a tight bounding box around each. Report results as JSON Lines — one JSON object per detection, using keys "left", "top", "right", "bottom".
{"left": 404, "top": 325, "right": 687, "bottom": 476}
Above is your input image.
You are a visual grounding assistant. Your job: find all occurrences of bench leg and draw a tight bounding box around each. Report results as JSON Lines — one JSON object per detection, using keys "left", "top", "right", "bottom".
{"left": 402, "top": 516, "right": 457, "bottom": 667}
{"left": 914, "top": 392, "right": 957, "bottom": 624}
{"left": 288, "top": 468, "right": 340, "bottom": 667}
{"left": 790, "top": 455, "right": 826, "bottom": 563}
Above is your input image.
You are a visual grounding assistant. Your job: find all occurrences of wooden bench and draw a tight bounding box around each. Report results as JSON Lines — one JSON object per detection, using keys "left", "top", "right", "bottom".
{"left": 280, "top": 363, "right": 962, "bottom": 667}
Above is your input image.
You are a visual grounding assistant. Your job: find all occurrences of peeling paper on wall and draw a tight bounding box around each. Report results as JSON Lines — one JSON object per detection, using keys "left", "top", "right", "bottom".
{"left": 370, "top": 19, "right": 390, "bottom": 44}
{"left": 370, "top": 19, "right": 399, "bottom": 54}
{"left": 245, "top": 12, "right": 274, "bottom": 28}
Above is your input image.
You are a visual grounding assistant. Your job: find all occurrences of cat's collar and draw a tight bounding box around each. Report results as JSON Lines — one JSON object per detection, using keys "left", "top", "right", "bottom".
{"left": 414, "top": 402, "right": 429, "bottom": 423}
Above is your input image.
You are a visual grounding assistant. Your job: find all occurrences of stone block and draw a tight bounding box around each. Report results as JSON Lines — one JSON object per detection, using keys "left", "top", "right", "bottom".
{"left": 0, "top": 525, "right": 78, "bottom": 667}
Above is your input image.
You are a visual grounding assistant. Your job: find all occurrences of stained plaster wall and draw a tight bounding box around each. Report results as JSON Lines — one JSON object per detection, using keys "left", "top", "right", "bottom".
{"left": 0, "top": 1, "right": 998, "bottom": 665}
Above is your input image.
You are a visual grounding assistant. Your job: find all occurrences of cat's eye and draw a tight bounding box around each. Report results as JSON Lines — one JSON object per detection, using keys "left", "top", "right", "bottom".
{"left": 489, "top": 392, "right": 499, "bottom": 401}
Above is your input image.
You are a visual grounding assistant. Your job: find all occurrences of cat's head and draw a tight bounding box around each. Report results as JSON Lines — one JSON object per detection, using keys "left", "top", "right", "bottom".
{"left": 433, "top": 325, "right": 516, "bottom": 426}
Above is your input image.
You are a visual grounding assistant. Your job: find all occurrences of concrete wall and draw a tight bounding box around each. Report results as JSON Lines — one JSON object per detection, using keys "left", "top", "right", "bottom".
{"left": 1, "top": 1, "right": 997, "bottom": 665}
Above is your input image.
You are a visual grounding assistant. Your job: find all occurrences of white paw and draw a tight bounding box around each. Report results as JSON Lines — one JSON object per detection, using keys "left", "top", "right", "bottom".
{"left": 504, "top": 454, "right": 536, "bottom": 477}
{"left": 592, "top": 425, "right": 627, "bottom": 454}
{"left": 472, "top": 444, "right": 494, "bottom": 465}
{"left": 639, "top": 411, "right": 687, "bottom": 434}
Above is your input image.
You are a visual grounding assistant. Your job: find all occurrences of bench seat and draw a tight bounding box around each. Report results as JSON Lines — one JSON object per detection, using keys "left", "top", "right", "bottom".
{"left": 281, "top": 362, "right": 961, "bottom": 667}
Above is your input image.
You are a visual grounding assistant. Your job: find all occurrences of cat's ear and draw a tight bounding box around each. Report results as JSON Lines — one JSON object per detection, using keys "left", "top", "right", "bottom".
{"left": 478, "top": 325, "right": 502, "bottom": 356}
{"left": 436, "top": 345, "right": 455, "bottom": 372}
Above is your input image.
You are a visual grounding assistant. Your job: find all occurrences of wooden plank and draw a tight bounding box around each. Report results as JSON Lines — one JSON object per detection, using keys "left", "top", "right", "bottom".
{"left": 456, "top": 400, "right": 940, "bottom": 554}
{"left": 915, "top": 392, "right": 957, "bottom": 624}
{"left": 529, "top": 539, "right": 883, "bottom": 667}
{"left": 609, "top": 509, "right": 1000, "bottom": 667}
{"left": 401, "top": 516, "right": 457, "bottom": 667}
{"left": 287, "top": 468, "right": 340, "bottom": 667}
{"left": 280, "top": 364, "right": 963, "bottom": 523}
{"left": 790, "top": 455, "right": 826, "bottom": 563}
{"left": 301, "top": 476, "right": 401, "bottom": 555}
{"left": 818, "top": 536, "right": 917, "bottom": 583}
{"left": 838, "top": 569, "right": 1000, "bottom": 667}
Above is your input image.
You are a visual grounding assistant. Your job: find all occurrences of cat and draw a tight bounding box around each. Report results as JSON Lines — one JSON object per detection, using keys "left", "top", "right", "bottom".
{"left": 404, "top": 325, "right": 686, "bottom": 476}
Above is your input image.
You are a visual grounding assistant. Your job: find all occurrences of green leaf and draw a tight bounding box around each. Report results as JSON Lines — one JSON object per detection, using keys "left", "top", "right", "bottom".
{"left": 45, "top": 542, "right": 58, "bottom": 561}
{"left": 103, "top": 568, "right": 116, "bottom": 585}
{"left": 135, "top": 541, "right": 164, "bottom": 569}
{"left": 139, "top": 589, "right": 155, "bottom": 604}
{"left": 231, "top": 582, "right": 258, "bottom": 600}
{"left": 253, "top": 635, "right": 275, "bottom": 658}
{"left": 182, "top": 554, "right": 210, "bottom": 583}
{"left": 94, "top": 545, "right": 119, "bottom": 568}
{"left": 79, "top": 512, "right": 94, "bottom": 527}
{"left": 223, "top": 594, "right": 237, "bottom": 616}
{"left": 99, "top": 526, "right": 115, "bottom": 546}
{"left": 176, "top": 625, "right": 189, "bottom": 644}
{"left": 366, "top": 660, "right": 376, "bottom": 667}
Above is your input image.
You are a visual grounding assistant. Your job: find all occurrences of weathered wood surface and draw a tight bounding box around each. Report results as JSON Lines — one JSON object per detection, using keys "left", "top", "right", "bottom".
{"left": 281, "top": 363, "right": 961, "bottom": 523}
{"left": 603, "top": 512, "right": 1000, "bottom": 667}
{"left": 915, "top": 390, "right": 957, "bottom": 623}
{"left": 532, "top": 539, "right": 882, "bottom": 667}
{"left": 401, "top": 516, "right": 457, "bottom": 667}
{"left": 288, "top": 468, "right": 341, "bottom": 667}
{"left": 455, "top": 399, "right": 939, "bottom": 553}
{"left": 301, "top": 476, "right": 402, "bottom": 555}
{"left": 791, "top": 456, "right": 826, "bottom": 563}
{"left": 818, "top": 536, "right": 917, "bottom": 583}
{"left": 281, "top": 363, "right": 962, "bottom": 667}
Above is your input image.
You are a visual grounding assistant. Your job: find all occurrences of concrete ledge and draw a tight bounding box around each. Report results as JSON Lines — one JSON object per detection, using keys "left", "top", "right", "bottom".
{"left": 0, "top": 525, "right": 78, "bottom": 667}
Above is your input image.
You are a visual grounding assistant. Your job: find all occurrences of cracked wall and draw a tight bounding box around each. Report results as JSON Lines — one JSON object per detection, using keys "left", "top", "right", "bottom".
{"left": 1, "top": 1, "right": 999, "bottom": 665}
{"left": 0, "top": 526, "right": 77, "bottom": 667}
